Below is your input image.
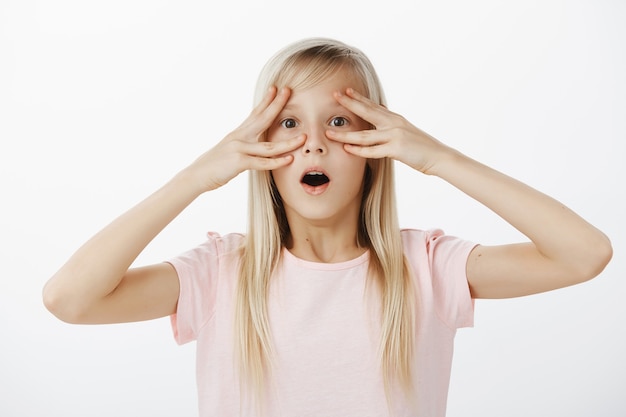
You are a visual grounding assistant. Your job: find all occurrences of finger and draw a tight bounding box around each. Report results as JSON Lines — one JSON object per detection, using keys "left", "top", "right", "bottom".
{"left": 244, "top": 134, "right": 305, "bottom": 157}
{"left": 235, "top": 87, "right": 291, "bottom": 142}
{"left": 253, "top": 87, "right": 291, "bottom": 130}
{"left": 250, "top": 86, "right": 278, "bottom": 117}
{"left": 333, "top": 89, "right": 389, "bottom": 127}
{"left": 249, "top": 154, "right": 294, "bottom": 171}
{"left": 342, "top": 143, "right": 388, "bottom": 159}
{"left": 326, "top": 128, "right": 387, "bottom": 146}
{"left": 244, "top": 86, "right": 288, "bottom": 126}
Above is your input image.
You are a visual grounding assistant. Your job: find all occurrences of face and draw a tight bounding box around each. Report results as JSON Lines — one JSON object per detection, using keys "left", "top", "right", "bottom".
{"left": 267, "top": 69, "right": 371, "bottom": 230}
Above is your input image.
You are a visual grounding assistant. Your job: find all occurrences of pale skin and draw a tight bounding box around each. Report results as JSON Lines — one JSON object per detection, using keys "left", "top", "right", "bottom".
{"left": 266, "top": 71, "right": 372, "bottom": 264}
{"left": 43, "top": 78, "right": 613, "bottom": 325}
{"left": 328, "top": 87, "right": 612, "bottom": 298}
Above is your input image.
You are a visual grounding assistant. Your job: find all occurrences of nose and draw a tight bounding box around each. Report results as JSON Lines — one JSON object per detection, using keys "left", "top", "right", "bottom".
{"left": 301, "top": 126, "right": 328, "bottom": 155}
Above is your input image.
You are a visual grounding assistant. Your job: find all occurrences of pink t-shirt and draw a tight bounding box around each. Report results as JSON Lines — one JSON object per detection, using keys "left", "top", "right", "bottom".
{"left": 169, "top": 228, "right": 476, "bottom": 417}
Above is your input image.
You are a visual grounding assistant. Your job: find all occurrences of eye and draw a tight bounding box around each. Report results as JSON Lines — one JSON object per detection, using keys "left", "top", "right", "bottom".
{"left": 281, "top": 118, "right": 298, "bottom": 129}
{"left": 330, "top": 117, "right": 348, "bottom": 127}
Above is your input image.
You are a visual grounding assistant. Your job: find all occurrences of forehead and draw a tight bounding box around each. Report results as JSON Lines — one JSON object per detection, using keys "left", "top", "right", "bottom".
{"left": 284, "top": 69, "right": 364, "bottom": 106}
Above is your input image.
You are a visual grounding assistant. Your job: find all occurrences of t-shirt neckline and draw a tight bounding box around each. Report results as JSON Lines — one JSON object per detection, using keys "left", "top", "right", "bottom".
{"left": 281, "top": 247, "right": 370, "bottom": 271}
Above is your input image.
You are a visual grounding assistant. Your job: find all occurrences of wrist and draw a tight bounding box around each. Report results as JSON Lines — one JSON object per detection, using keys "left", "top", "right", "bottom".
{"left": 170, "top": 166, "right": 209, "bottom": 199}
{"left": 422, "top": 145, "right": 465, "bottom": 177}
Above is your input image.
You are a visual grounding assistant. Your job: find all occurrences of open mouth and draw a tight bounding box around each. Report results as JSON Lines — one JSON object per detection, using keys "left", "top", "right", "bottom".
{"left": 301, "top": 171, "right": 330, "bottom": 187}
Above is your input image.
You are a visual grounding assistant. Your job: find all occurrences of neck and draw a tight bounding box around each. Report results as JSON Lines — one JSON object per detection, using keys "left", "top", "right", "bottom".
{"left": 285, "top": 221, "right": 366, "bottom": 263}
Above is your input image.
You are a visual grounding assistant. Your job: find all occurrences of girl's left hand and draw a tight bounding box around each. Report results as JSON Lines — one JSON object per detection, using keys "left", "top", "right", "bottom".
{"left": 329, "top": 90, "right": 612, "bottom": 301}
{"left": 326, "top": 88, "right": 452, "bottom": 176}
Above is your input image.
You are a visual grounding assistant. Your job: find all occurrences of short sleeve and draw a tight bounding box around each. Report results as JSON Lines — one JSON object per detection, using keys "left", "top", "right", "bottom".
{"left": 426, "top": 229, "right": 477, "bottom": 329}
{"left": 166, "top": 232, "right": 222, "bottom": 345}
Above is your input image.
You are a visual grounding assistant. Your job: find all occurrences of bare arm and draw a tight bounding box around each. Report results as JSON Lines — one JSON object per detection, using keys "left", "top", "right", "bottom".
{"left": 328, "top": 88, "right": 612, "bottom": 298}
{"left": 43, "top": 87, "right": 306, "bottom": 324}
{"left": 43, "top": 173, "right": 198, "bottom": 324}
{"left": 430, "top": 150, "right": 612, "bottom": 298}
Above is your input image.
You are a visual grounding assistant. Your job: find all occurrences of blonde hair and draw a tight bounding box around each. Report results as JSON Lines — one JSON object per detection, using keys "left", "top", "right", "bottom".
{"left": 235, "top": 37, "right": 415, "bottom": 407}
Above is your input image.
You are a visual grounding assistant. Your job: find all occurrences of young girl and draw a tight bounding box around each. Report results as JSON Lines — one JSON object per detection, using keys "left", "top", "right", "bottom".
{"left": 43, "top": 38, "right": 612, "bottom": 416}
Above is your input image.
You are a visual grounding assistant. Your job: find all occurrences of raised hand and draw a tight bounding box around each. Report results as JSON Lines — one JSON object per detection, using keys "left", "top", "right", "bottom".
{"left": 42, "top": 86, "right": 306, "bottom": 324}
{"left": 186, "top": 86, "right": 306, "bottom": 192}
{"left": 328, "top": 88, "right": 611, "bottom": 300}
{"left": 326, "top": 88, "right": 452, "bottom": 176}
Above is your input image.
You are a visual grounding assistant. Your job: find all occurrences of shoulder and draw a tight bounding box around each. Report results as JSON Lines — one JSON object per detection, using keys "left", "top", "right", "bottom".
{"left": 182, "top": 232, "right": 245, "bottom": 257}
{"left": 400, "top": 227, "right": 477, "bottom": 263}
{"left": 205, "top": 232, "right": 246, "bottom": 254}
{"left": 400, "top": 228, "right": 444, "bottom": 252}
{"left": 401, "top": 228, "right": 477, "bottom": 328}
{"left": 167, "top": 232, "right": 245, "bottom": 271}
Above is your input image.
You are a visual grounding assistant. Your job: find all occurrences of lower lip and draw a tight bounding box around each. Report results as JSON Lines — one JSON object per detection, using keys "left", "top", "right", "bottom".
{"left": 301, "top": 182, "right": 330, "bottom": 195}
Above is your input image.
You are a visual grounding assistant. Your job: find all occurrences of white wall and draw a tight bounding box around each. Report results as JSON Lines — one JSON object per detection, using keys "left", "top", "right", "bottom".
{"left": 1, "top": 1, "right": 624, "bottom": 416}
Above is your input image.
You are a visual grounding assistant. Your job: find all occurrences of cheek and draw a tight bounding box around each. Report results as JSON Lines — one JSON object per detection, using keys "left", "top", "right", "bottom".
{"left": 267, "top": 126, "right": 294, "bottom": 143}
{"left": 336, "top": 143, "right": 367, "bottom": 166}
{"left": 270, "top": 165, "right": 291, "bottom": 193}
{"left": 339, "top": 157, "right": 368, "bottom": 186}
{"left": 265, "top": 127, "right": 277, "bottom": 143}
{"left": 356, "top": 119, "right": 372, "bottom": 131}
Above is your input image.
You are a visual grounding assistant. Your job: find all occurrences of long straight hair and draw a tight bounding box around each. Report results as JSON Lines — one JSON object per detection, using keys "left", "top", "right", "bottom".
{"left": 235, "top": 37, "right": 415, "bottom": 406}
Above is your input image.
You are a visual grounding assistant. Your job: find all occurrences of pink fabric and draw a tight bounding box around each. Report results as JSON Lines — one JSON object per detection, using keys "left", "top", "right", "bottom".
{"left": 168, "top": 229, "right": 476, "bottom": 416}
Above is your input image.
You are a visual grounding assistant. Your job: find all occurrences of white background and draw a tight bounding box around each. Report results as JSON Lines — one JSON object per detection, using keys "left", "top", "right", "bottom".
{"left": 1, "top": 0, "right": 624, "bottom": 416}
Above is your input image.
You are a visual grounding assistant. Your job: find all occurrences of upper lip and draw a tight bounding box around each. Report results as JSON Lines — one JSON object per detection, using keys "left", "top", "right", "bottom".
{"left": 300, "top": 167, "right": 331, "bottom": 189}
{"left": 300, "top": 167, "right": 330, "bottom": 182}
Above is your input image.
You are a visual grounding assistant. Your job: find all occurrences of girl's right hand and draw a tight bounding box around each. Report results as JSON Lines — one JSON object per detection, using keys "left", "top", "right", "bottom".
{"left": 185, "top": 86, "right": 305, "bottom": 193}
{"left": 43, "top": 86, "right": 305, "bottom": 325}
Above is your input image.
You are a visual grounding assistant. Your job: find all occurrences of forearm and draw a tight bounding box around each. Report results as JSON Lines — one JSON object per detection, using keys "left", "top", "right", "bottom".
{"left": 43, "top": 87, "right": 306, "bottom": 322}
{"left": 327, "top": 88, "right": 611, "bottom": 294}
{"left": 432, "top": 148, "right": 612, "bottom": 275}
{"left": 44, "top": 170, "right": 200, "bottom": 312}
